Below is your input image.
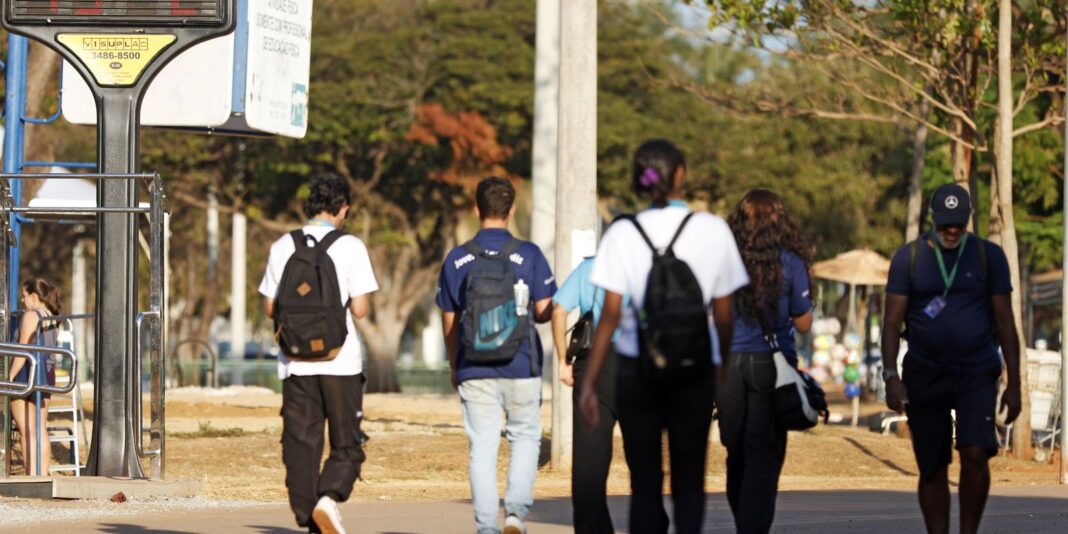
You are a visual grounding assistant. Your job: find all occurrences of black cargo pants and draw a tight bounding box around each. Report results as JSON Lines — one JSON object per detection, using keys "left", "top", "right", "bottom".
{"left": 282, "top": 373, "right": 366, "bottom": 530}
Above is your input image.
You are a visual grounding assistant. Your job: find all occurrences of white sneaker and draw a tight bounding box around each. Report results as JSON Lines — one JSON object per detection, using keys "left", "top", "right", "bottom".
{"left": 503, "top": 514, "right": 526, "bottom": 534}
{"left": 311, "top": 496, "right": 346, "bottom": 534}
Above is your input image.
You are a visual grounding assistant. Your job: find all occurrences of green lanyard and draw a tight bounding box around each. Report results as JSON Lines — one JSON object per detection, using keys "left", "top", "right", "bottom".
{"left": 931, "top": 231, "right": 968, "bottom": 298}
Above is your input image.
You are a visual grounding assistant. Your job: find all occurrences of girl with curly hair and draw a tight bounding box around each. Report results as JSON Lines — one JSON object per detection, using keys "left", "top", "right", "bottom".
{"left": 719, "top": 189, "right": 814, "bottom": 534}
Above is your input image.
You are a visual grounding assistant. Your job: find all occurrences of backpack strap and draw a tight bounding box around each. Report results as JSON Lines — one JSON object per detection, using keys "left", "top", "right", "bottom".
{"left": 463, "top": 238, "right": 521, "bottom": 259}
{"left": 499, "top": 238, "right": 522, "bottom": 258}
{"left": 462, "top": 240, "right": 483, "bottom": 257}
{"left": 316, "top": 229, "right": 346, "bottom": 252}
{"left": 665, "top": 212, "right": 696, "bottom": 255}
{"left": 908, "top": 238, "right": 920, "bottom": 279}
{"left": 290, "top": 229, "right": 314, "bottom": 249}
{"left": 616, "top": 214, "right": 657, "bottom": 255}
{"left": 976, "top": 234, "right": 987, "bottom": 280}
{"left": 529, "top": 318, "right": 538, "bottom": 377}
{"left": 617, "top": 213, "right": 695, "bottom": 256}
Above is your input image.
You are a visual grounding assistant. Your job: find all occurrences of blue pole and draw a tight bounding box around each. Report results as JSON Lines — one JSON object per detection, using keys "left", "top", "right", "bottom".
{"left": 3, "top": 35, "right": 27, "bottom": 312}
{"left": 231, "top": 0, "right": 250, "bottom": 114}
{"left": 4, "top": 34, "right": 33, "bottom": 476}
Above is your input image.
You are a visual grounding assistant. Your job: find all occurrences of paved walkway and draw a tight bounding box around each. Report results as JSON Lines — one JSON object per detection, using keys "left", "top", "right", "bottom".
{"left": 2, "top": 485, "right": 1067, "bottom": 533}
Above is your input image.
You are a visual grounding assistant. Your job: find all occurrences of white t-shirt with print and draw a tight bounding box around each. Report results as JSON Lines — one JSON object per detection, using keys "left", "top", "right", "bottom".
{"left": 590, "top": 206, "right": 749, "bottom": 363}
{"left": 259, "top": 225, "right": 379, "bottom": 379}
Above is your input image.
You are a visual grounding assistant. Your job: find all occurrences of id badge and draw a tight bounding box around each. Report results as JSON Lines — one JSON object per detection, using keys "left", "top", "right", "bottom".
{"left": 923, "top": 296, "right": 947, "bottom": 318}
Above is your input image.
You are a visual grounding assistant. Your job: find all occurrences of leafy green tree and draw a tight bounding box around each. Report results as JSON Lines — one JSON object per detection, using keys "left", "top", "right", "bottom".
{"left": 599, "top": 1, "right": 912, "bottom": 259}
{"left": 237, "top": 0, "right": 537, "bottom": 392}
{"left": 699, "top": 0, "right": 1067, "bottom": 458}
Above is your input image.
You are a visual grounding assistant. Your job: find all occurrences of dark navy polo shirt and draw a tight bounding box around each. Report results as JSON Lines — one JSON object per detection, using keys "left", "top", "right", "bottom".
{"left": 436, "top": 228, "right": 557, "bottom": 383}
{"left": 729, "top": 251, "right": 812, "bottom": 363}
{"left": 886, "top": 234, "right": 1012, "bottom": 372}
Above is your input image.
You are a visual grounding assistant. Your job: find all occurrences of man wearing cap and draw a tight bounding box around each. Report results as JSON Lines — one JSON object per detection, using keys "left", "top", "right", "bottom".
{"left": 881, "top": 183, "right": 1022, "bottom": 534}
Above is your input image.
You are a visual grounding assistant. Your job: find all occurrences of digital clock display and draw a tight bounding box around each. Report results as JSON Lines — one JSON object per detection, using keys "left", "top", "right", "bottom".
{"left": 7, "top": 1, "right": 226, "bottom": 26}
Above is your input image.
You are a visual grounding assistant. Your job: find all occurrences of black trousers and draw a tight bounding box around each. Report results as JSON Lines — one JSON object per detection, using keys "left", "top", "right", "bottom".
{"left": 282, "top": 373, "right": 366, "bottom": 530}
{"left": 616, "top": 355, "right": 716, "bottom": 534}
{"left": 571, "top": 350, "right": 618, "bottom": 534}
{"left": 717, "top": 351, "right": 787, "bottom": 534}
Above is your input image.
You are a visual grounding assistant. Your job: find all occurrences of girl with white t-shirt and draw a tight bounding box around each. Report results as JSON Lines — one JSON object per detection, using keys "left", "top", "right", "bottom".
{"left": 580, "top": 139, "right": 749, "bottom": 533}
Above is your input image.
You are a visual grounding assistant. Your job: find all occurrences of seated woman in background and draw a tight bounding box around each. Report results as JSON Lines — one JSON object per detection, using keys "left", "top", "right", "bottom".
{"left": 8, "top": 277, "right": 62, "bottom": 476}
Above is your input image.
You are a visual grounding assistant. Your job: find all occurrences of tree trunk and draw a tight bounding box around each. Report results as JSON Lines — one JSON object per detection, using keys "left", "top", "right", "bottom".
{"left": 950, "top": 118, "right": 973, "bottom": 209}
{"left": 996, "top": 0, "right": 1033, "bottom": 459}
{"left": 988, "top": 120, "right": 1005, "bottom": 247}
{"left": 361, "top": 318, "right": 404, "bottom": 393}
{"left": 906, "top": 101, "right": 930, "bottom": 242}
{"left": 949, "top": 0, "right": 984, "bottom": 232}
{"left": 356, "top": 254, "right": 440, "bottom": 393}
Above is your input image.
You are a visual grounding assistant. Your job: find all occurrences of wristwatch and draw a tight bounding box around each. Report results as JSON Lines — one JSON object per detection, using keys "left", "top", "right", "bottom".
{"left": 882, "top": 368, "right": 900, "bottom": 382}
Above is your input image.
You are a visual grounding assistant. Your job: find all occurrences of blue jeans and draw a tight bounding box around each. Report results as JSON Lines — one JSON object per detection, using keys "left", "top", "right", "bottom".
{"left": 458, "top": 377, "right": 542, "bottom": 534}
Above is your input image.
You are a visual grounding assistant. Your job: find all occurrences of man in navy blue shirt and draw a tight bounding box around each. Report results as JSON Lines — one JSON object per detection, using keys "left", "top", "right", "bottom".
{"left": 882, "top": 183, "right": 1022, "bottom": 534}
{"left": 437, "top": 176, "right": 556, "bottom": 534}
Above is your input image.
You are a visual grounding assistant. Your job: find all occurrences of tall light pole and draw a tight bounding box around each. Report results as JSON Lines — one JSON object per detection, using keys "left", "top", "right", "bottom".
{"left": 533, "top": 0, "right": 564, "bottom": 466}
{"left": 552, "top": 0, "right": 598, "bottom": 470}
{"left": 532, "top": 0, "right": 559, "bottom": 268}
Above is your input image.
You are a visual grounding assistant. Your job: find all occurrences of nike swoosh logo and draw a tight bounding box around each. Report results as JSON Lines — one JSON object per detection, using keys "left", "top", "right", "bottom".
{"left": 475, "top": 321, "right": 517, "bottom": 351}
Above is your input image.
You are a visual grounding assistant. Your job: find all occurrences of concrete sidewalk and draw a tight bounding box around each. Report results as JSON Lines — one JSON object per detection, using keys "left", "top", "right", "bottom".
{"left": 2, "top": 485, "right": 1066, "bottom": 533}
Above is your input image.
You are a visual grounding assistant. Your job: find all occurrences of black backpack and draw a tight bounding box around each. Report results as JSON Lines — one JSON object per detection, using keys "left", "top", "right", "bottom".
{"left": 460, "top": 239, "right": 533, "bottom": 370}
{"left": 618, "top": 213, "right": 712, "bottom": 384}
{"left": 274, "top": 230, "right": 349, "bottom": 361}
{"left": 566, "top": 309, "right": 594, "bottom": 365}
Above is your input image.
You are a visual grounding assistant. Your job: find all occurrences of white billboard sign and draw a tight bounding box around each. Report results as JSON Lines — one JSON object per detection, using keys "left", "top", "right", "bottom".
{"left": 59, "top": 0, "right": 311, "bottom": 138}
{"left": 244, "top": 0, "right": 312, "bottom": 137}
{"left": 61, "top": 35, "right": 235, "bottom": 127}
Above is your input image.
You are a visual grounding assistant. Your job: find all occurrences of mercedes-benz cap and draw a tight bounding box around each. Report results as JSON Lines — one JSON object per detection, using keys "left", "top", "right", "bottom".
{"left": 930, "top": 183, "right": 971, "bottom": 226}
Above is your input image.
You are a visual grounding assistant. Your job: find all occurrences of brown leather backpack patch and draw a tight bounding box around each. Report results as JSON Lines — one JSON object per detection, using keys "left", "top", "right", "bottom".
{"left": 296, "top": 282, "right": 312, "bottom": 297}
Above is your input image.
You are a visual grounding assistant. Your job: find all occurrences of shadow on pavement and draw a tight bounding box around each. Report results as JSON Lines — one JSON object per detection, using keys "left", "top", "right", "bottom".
{"left": 97, "top": 525, "right": 193, "bottom": 534}
{"left": 526, "top": 489, "right": 1068, "bottom": 533}
{"left": 247, "top": 526, "right": 304, "bottom": 534}
{"left": 842, "top": 436, "right": 919, "bottom": 478}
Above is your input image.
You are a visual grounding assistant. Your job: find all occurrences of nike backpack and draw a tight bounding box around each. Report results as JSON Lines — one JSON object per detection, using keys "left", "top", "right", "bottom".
{"left": 460, "top": 239, "right": 531, "bottom": 367}
{"left": 274, "top": 230, "right": 348, "bottom": 361}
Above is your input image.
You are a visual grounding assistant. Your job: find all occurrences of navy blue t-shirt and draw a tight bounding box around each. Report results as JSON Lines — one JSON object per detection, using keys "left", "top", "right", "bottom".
{"left": 886, "top": 234, "right": 1012, "bottom": 372}
{"left": 436, "top": 228, "right": 557, "bottom": 383}
{"left": 730, "top": 251, "right": 812, "bottom": 363}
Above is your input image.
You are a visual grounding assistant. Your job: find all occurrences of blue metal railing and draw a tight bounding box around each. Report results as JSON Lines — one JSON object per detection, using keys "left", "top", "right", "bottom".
{"left": 4, "top": 34, "right": 28, "bottom": 312}
{"left": 3, "top": 35, "right": 98, "bottom": 313}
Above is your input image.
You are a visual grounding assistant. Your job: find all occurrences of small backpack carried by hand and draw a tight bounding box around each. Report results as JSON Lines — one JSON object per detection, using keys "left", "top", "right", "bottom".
{"left": 274, "top": 230, "right": 349, "bottom": 361}
{"left": 618, "top": 213, "right": 712, "bottom": 385}
{"left": 460, "top": 239, "right": 533, "bottom": 369}
{"left": 566, "top": 309, "right": 594, "bottom": 365}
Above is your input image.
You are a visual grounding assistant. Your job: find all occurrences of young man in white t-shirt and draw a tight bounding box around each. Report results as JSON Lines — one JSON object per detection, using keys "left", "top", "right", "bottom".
{"left": 259, "top": 174, "right": 378, "bottom": 534}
